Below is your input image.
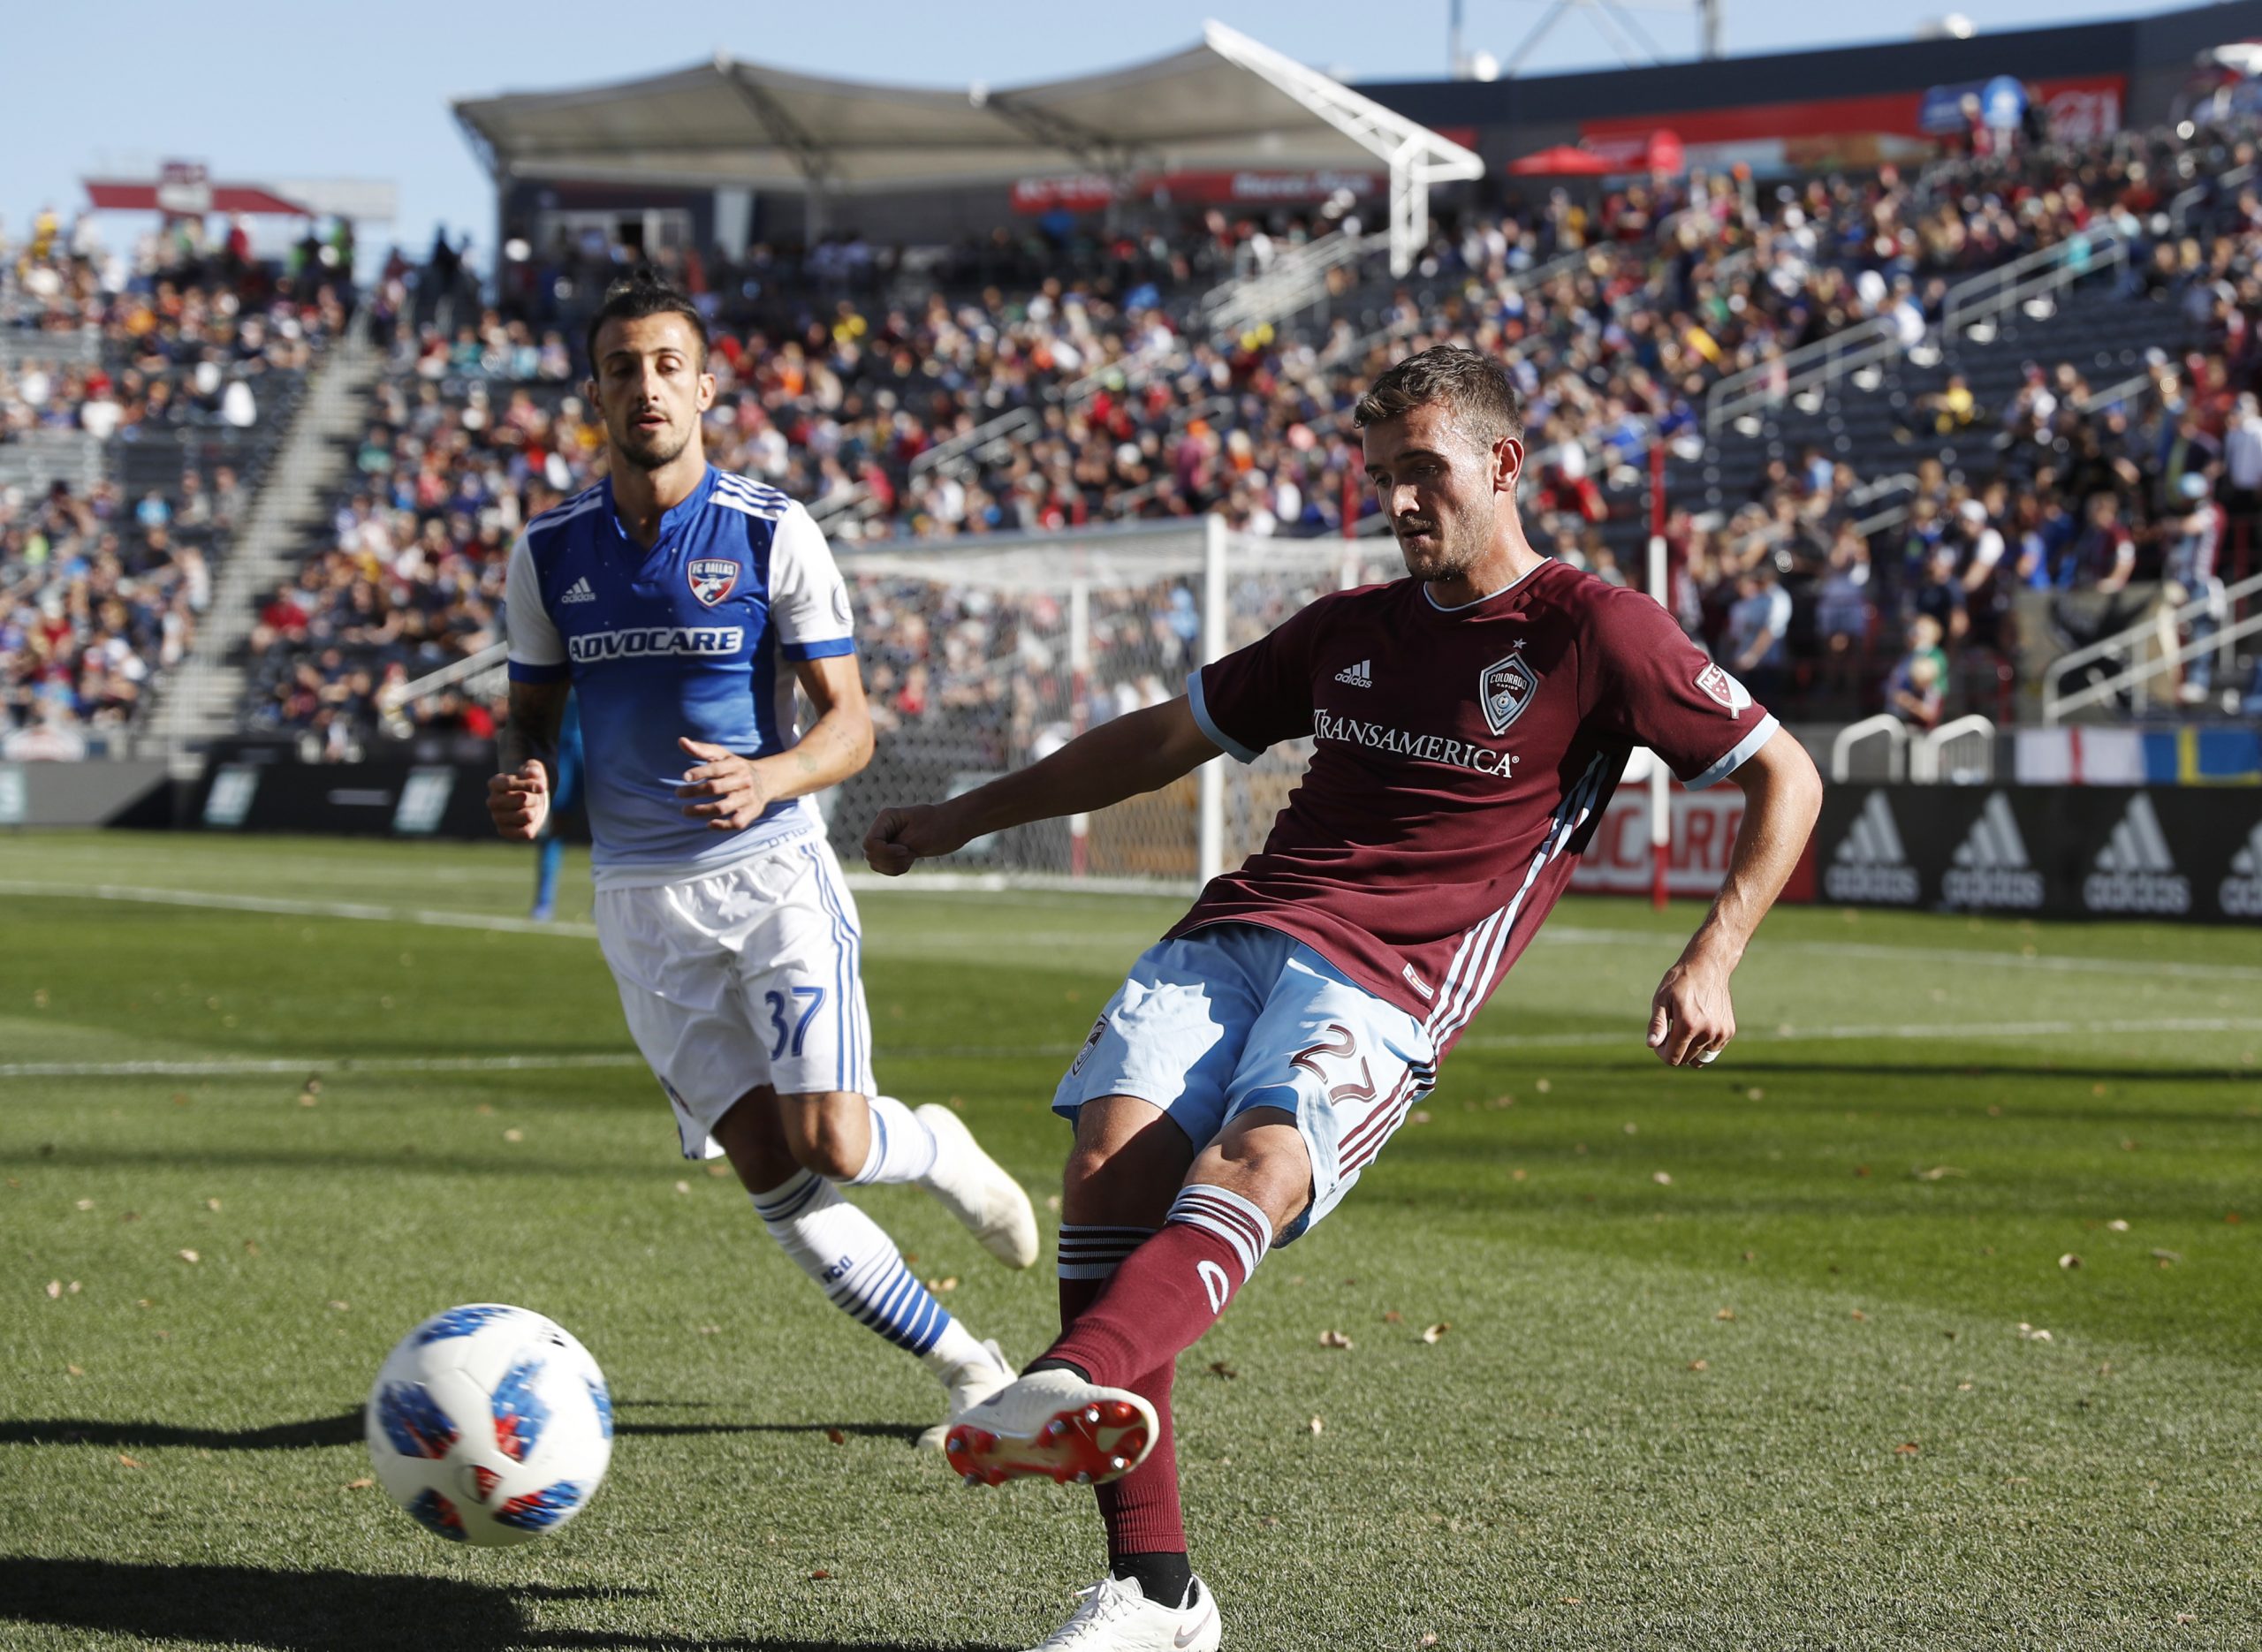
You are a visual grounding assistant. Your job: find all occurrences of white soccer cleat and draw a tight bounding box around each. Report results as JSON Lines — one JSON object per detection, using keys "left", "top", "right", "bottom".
{"left": 918, "top": 1338, "right": 1016, "bottom": 1452}
{"left": 1025, "top": 1575, "right": 1221, "bottom": 1652}
{"left": 916, "top": 1102, "right": 1039, "bottom": 1269}
{"left": 943, "top": 1368, "right": 1157, "bottom": 1489}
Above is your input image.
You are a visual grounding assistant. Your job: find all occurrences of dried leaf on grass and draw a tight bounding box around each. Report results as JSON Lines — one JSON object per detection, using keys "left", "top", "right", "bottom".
{"left": 118, "top": 1455, "right": 141, "bottom": 1468}
{"left": 1686, "top": 1359, "right": 1708, "bottom": 1372}
{"left": 1715, "top": 1307, "right": 1736, "bottom": 1321}
{"left": 1421, "top": 1323, "right": 1450, "bottom": 1345}
{"left": 824, "top": 1428, "right": 846, "bottom": 1445}
{"left": 1318, "top": 1330, "right": 1354, "bottom": 1350}
{"left": 1207, "top": 1360, "right": 1238, "bottom": 1380}
{"left": 2058, "top": 1254, "right": 2082, "bottom": 1269}
{"left": 1307, "top": 1416, "right": 1324, "bottom": 1436}
{"left": 2016, "top": 1322, "right": 2053, "bottom": 1342}
{"left": 1894, "top": 1442, "right": 1920, "bottom": 1455}
{"left": 346, "top": 1477, "right": 374, "bottom": 1489}
{"left": 177, "top": 1250, "right": 200, "bottom": 1264}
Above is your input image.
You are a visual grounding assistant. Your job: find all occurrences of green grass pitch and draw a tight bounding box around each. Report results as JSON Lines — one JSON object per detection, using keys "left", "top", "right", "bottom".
{"left": 2, "top": 830, "right": 2258, "bottom": 1650}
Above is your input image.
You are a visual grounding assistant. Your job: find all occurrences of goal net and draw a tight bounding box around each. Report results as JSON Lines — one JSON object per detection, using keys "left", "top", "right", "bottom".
{"left": 826, "top": 519, "right": 1401, "bottom": 890}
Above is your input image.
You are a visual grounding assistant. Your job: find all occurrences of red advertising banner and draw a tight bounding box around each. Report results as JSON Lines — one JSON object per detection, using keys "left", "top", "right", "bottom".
{"left": 1568, "top": 787, "right": 1818, "bottom": 904}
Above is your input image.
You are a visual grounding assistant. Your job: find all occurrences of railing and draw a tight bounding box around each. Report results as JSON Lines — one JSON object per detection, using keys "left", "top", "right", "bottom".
{"left": 1706, "top": 316, "right": 1902, "bottom": 434}
{"left": 1705, "top": 219, "right": 2137, "bottom": 436}
{"left": 1831, "top": 714, "right": 1909, "bottom": 783}
{"left": 906, "top": 405, "right": 1041, "bottom": 482}
{"left": 2043, "top": 568, "right": 2262, "bottom": 723}
{"left": 1910, "top": 714, "right": 1996, "bottom": 783}
{"left": 2169, "top": 162, "right": 2256, "bottom": 235}
{"left": 1941, "top": 221, "right": 2133, "bottom": 335}
{"left": 1198, "top": 231, "right": 1387, "bottom": 338}
{"left": 379, "top": 642, "right": 508, "bottom": 716}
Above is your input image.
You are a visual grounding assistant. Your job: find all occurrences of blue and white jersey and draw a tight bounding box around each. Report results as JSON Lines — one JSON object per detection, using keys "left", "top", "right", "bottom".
{"left": 504, "top": 466, "right": 854, "bottom": 887}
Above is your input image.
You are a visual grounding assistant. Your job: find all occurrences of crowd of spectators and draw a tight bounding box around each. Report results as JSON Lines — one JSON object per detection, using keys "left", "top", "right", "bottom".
{"left": 19, "top": 117, "right": 2262, "bottom": 753}
{"left": 0, "top": 209, "right": 353, "bottom": 744}
{"left": 0, "top": 477, "right": 219, "bottom": 754}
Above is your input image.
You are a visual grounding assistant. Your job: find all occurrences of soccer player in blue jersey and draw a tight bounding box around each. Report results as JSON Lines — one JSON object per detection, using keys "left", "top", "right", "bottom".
{"left": 490, "top": 273, "right": 1036, "bottom": 1444}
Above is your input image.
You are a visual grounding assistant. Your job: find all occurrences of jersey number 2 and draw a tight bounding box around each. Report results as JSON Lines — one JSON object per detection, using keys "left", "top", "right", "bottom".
{"left": 1290, "top": 1022, "right": 1377, "bottom": 1104}
{"left": 766, "top": 986, "right": 825, "bottom": 1060}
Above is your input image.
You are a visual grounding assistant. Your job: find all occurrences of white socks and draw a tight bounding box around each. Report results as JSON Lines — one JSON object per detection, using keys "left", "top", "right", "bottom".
{"left": 847, "top": 1093, "right": 941, "bottom": 1186}
{"left": 751, "top": 1169, "right": 957, "bottom": 1359}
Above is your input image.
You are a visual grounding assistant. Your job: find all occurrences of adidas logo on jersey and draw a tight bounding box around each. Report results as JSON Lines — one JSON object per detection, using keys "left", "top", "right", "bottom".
{"left": 1333, "top": 659, "right": 1373, "bottom": 687}
{"left": 1824, "top": 792, "right": 1919, "bottom": 904}
{"left": 2083, "top": 794, "right": 2190, "bottom": 914}
{"left": 1942, "top": 792, "right": 2043, "bottom": 909}
{"left": 2220, "top": 821, "right": 2262, "bottom": 918}
{"left": 558, "top": 577, "right": 596, "bottom": 605}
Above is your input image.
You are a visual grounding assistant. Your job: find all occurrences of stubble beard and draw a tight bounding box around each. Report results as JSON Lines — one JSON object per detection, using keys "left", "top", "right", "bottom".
{"left": 612, "top": 413, "right": 692, "bottom": 473}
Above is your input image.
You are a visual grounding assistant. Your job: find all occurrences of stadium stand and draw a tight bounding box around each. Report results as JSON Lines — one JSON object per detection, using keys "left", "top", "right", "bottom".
{"left": 19, "top": 120, "right": 2262, "bottom": 757}
{"left": 2, "top": 208, "right": 353, "bottom": 751}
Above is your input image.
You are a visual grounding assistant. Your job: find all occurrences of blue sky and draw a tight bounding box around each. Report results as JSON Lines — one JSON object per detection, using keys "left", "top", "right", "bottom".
{"left": 9, "top": 0, "right": 2173, "bottom": 261}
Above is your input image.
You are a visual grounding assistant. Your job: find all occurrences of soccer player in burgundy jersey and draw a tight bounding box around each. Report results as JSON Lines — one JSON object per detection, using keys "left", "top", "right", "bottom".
{"left": 865, "top": 346, "right": 1822, "bottom": 1652}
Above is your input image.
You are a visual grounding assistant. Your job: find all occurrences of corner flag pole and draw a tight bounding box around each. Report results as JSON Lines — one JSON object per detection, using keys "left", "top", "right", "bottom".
{"left": 1647, "top": 443, "right": 1670, "bottom": 912}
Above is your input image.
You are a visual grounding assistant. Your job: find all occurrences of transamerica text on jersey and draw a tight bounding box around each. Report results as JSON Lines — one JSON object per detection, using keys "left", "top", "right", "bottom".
{"left": 1310, "top": 708, "right": 1521, "bottom": 777}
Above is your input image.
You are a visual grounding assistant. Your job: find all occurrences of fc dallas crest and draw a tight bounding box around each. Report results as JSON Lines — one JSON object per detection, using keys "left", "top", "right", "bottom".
{"left": 1479, "top": 644, "right": 1540, "bottom": 737}
{"left": 687, "top": 558, "right": 740, "bottom": 607}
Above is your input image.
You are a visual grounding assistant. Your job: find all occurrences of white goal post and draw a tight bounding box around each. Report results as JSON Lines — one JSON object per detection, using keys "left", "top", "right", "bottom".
{"left": 829, "top": 519, "right": 1396, "bottom": 890}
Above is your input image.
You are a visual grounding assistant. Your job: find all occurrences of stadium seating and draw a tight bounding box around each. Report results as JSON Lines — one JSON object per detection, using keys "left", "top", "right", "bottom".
{"left": 1, "top": 215, "right": 350, "bottom": 751}
{"left": 19, "top": 122, "right": 2262, "bottom": 754}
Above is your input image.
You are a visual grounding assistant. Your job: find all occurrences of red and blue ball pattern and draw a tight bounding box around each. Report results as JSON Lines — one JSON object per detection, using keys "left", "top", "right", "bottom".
{"left": 490, "top": 1356, "right": 552, "bottom": 1464}
{"left": 376, "top": 1382, "right": 459, "bottom": 1460}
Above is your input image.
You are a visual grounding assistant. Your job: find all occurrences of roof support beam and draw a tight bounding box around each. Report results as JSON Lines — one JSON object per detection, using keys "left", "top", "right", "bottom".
{"left": 718, "top": 54, "right": 839, "bottom": 237}
{"left": 1198, "top": 22, "right": 1484, "bottom": 276}
{"left": 980, "top": 92, "right": 1142, "bottom": 182}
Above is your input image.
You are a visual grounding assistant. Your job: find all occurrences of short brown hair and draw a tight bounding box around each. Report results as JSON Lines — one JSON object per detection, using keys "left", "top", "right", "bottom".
{"left": 1352, "top": 345, "right": 1522, "bottom": 450}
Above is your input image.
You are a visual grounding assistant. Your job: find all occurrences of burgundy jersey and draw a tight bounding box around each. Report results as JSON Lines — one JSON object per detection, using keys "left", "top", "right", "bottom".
{"left": 1176, "top": 557, "right": 1777, "bottom": 1044}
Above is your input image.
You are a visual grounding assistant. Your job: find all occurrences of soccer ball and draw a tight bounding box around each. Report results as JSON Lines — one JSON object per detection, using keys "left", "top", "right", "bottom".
{"left": 366, "top": 1303, "right": 613, "bottom": 1547}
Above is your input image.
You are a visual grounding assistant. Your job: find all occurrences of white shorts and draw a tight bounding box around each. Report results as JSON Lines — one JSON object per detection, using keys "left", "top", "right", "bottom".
{"left": 595, "top": 834, "right": 875, "bottom": 1159}
{"left": 1053, "top": 922, "right": 1438, "bottom": 1242}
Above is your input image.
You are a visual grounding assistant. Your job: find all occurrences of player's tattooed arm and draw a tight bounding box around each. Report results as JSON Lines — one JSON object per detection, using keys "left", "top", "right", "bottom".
{"left": 863, "top": 696, "right": 1220, "bottom": 875}
{"left": 490, "top": 679, "right": 570, "bottom": 841}
{"left": 678, "top": 654, "right": 875, "bottom": 832}
{"left": 1647, "top": 725, "right": 1821, "bottom": 1067}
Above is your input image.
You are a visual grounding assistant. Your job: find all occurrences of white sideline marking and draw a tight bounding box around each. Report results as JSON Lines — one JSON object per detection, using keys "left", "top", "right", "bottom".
{"left": 0, "top": 880, "right": 600, "bottom": 939}
{"left": 0, "top": 1053, "right": 646, "bottom": 1079}
{"left": 4, "top": 878, "right": 2257, "bottom": 987}
{"left": 1457, "top": 1015, "right": 2262, "bottom": 1053}
{"left": 6, "top": 1015, "right": 2256, "bottom": 1082}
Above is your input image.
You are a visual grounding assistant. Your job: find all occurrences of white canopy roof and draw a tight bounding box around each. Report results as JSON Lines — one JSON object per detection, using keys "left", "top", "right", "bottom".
{"left": 452, "top": 23, "right": 1479, "bottom": 272}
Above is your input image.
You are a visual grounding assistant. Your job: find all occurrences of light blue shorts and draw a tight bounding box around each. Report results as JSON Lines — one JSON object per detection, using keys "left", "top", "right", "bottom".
{"left": 1053, "top": 922, "right": 1438, "bottom": 1241}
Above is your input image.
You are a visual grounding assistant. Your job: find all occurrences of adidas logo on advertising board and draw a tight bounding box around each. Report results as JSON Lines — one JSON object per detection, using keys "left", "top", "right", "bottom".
{"left": 1825, "top": 792, "right": 1919, "bottom": 904}
{"left": 2083, "top": 794, "right": 2190, "bottom": 915}
{"left": 1942, "top": 792, "right": 2044, "bottom": 909}
{"left": 2218, "top": 821, "right": 2262, "bottom": 919}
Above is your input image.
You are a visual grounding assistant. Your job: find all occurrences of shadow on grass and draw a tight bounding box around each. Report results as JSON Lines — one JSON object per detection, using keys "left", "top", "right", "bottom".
{"left": 0, "top": 1412, "right": 926, "bottom": 1451}
{"left": 0, "top": 1413, "right": 364, "bottom": 1451}
{"left": 0, "top": 1557, "right": 998, "bottom": 1651}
